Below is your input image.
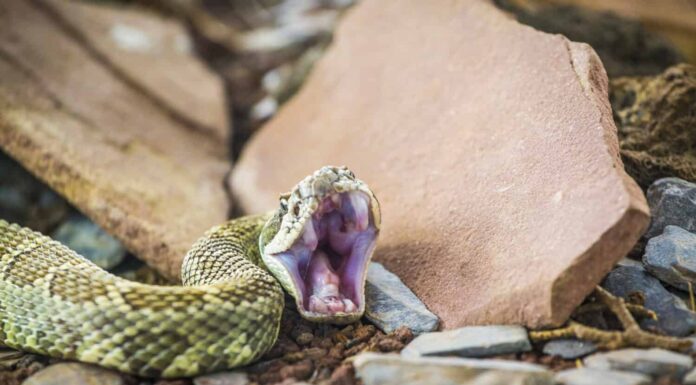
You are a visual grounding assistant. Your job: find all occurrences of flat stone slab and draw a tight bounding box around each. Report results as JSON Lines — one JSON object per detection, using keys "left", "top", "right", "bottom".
{"left": 584, "top": 348, "right": 693, "bottom": 379}
{"left": 401, "top": 325, "right": 531, "bottom": 358}
{"left": 555, "top": 368, "right": 651, "bottom": 385}
{"left": 643, "top": 225, "right": 696, "bottom": 291}
{"left": 0, "top": 1, "right": 229, "bottom": 280}
{"left": 542, "top": 339, "right": 597, "bottom": 360}
{"left": 230, "top": 0, "right": 649, "bottom": 328}
{"left": 352, "top": 352, "right": 553, "bottom": 385}
{"left": 365, "top": 262, "right": 439, "bottom": 335}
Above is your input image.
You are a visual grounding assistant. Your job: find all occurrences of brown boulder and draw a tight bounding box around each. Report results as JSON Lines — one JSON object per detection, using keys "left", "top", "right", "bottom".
{"left": 39, "top": 0, "right": 228, "bottom": 142}
{"left": 231, "top": 0, "right": 649, "bottom": 328}
{"left": 0, "top": 1, "right": 229, "bottom": 280}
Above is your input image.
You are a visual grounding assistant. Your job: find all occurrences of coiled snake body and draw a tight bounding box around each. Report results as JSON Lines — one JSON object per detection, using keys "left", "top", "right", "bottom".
{"left": 0, "top": 166, "right": 380, "bottom": 378}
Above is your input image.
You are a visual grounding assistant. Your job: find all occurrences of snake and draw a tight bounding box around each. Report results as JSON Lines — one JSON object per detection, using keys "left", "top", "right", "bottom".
{"left": 0, "top": 166, "right": 381, "bottom": 378}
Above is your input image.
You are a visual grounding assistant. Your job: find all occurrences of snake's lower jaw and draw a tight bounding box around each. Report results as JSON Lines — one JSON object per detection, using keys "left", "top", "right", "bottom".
{"left": 271, "top": 190, "right": 379, "bottom": 324}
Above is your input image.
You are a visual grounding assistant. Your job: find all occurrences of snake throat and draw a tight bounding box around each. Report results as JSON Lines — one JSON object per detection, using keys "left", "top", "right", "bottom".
{"left": 270, "top": 190, "right": 377, "bottom": 317}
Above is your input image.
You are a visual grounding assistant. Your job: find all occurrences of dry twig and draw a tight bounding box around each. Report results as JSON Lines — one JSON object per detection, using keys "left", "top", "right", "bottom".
{"left": 530, "top": 286, "right": 692, "bottom": 352}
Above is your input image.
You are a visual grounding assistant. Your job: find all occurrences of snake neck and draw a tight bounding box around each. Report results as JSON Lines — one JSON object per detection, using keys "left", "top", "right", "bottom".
{"left": 181, "top": 213, "right": 272, "bottom": 286}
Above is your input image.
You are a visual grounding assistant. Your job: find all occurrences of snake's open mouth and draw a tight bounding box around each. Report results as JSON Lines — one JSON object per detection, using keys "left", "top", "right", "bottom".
{"left": 273, "top": 191, "right": 377, "bottom": 317}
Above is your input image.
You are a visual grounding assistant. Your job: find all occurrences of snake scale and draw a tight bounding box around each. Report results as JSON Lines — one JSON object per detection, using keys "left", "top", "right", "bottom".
{"left": 0, "top": 166, "right": 380, "bottom": 378}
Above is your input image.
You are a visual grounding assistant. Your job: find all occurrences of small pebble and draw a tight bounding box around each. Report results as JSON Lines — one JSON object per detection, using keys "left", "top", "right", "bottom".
{"left": 279, "top": 359, "right": 313, "bottom": 381}
{"left": 543, "top": 339, "right": 597, "bottom": 359}
{"left": 376, "top": 338, "right": 403, "bottom": 352}
{"left": 295, "top": 332, "right": 314, "bottom": 346}
{"left": 194, "top": 371, "right": 248, "bottom": 385}
{"left": 304, "top": 347, "right": 327, "bottom": 360}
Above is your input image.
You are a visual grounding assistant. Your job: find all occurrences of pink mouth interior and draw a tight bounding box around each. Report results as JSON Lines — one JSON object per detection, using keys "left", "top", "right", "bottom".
{"left": 273, "top": 191, "right": 377, "bottom": 315}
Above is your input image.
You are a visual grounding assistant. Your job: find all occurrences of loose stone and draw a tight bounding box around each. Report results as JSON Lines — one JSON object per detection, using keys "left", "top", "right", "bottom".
{"left": 401, "top": 325, "right": 531, "bottom": 358}
{"left": 23, "top": 363, "right": 124, "bottom": 385}
{"left": 602, "top": 265, "right": 696, "bottom": 336}
{"left": 555, "top": 368, "right": 651, "bottom": 385}
{"left": 583, "top": 348, "right": 693, "bottom": 379}
{"left": 643, "top": 225, "right": 696, "bottom": 291}
{"left": 0, "top": 152, "right": 68, "bottom": 233}
{"left": 52, "top": 214, "right": 126, "bottom": 270}
{"left": 352, "top": 352, "right": 553, "bottom": 385}
{"left": 685, "top": 367, "right": 696, "bottom": 385}
{"left": 645, "top": 178, "right": 696, "bottom": 239}
{"left": 194, "top": 371, "right": 249, "bottom": 385}
{"left": 364, "top": 262, "right": 439, "bottom": 335}
{"left": 295, "top": 332, "right": 314, "bottom": 346}
{"left": 543, "top": 339, "right": 597, "bottom": 360}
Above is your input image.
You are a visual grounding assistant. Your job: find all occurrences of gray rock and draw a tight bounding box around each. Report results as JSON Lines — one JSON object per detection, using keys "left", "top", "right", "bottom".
{"left": 0, "top": 152, "right": 68, "bottom": 232}
{"left": 555, "top": 368, "right": 651, "bottom": 385}
{"left": 365, "top": 262, "right": 440, "bottom": 334}
{"left": 353, "top": 352, "right": 553, "bottom": 385}
{"left": 602, "top": 265, "right": 696, "bottom": 336}
{"left": 685, "top": 367, "right": 696, "bottom": 385}
{"left": 687, "top": 336, "right": 696, "bottom": 354}
{"left": 52, "top": 214, "right": 126, "bottom": 270}
{"left": 23, "top": 363, "right": 124, "bottom": 385}
{"left": 401, "top": 325, "right": 531, "bottom": 358}
{"left": 583, "top": 348, "right": 693, "bottom": 378}
{"left": 542, "top": 339, "right": 597, "bottom": 359}
{"left": 194, "top": 371, "right": 249, "bottom": 385}
{"left": 617, "top": 258, "right": 643, "bottom": 268}
{"left": 643, "top": 225, "right": 696, "bottom": 291}
{"left": 646, "top": 178, "right": 696, "bottom": 239}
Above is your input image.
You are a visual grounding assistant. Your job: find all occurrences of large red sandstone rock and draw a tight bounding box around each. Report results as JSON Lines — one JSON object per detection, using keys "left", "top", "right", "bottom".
{"left": 231, "top": 0, "right": 650, "bottom": 328}
{"left": 0, "top": 1, "right": 229, "bottom": 280}
{"left": 40, "top": 0, "right": 228, "bottom": 142}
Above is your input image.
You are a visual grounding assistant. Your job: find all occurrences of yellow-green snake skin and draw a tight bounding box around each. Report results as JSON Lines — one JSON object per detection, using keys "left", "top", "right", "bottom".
{"left": 0, "top": 166, "right": 380, "bottom": 378}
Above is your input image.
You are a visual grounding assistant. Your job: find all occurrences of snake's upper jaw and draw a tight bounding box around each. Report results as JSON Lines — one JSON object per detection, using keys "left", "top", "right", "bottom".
{"left": 262, "top": 166, "right": 380, "bottom": 324}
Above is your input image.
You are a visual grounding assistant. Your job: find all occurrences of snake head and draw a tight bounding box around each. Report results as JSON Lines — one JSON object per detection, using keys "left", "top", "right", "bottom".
{"left": 260, "top": 166, "right": 380, "bottom": 324}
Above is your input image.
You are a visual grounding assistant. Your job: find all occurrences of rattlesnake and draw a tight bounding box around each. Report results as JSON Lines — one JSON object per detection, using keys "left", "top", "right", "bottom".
{"left": 0, "top": 166, "right": 380, "bottom": 377}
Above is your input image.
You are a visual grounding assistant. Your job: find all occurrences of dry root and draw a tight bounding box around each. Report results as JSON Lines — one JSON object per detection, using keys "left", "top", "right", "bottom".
{"left": 530, "top": 286, "right": 693, "bottom": 352}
